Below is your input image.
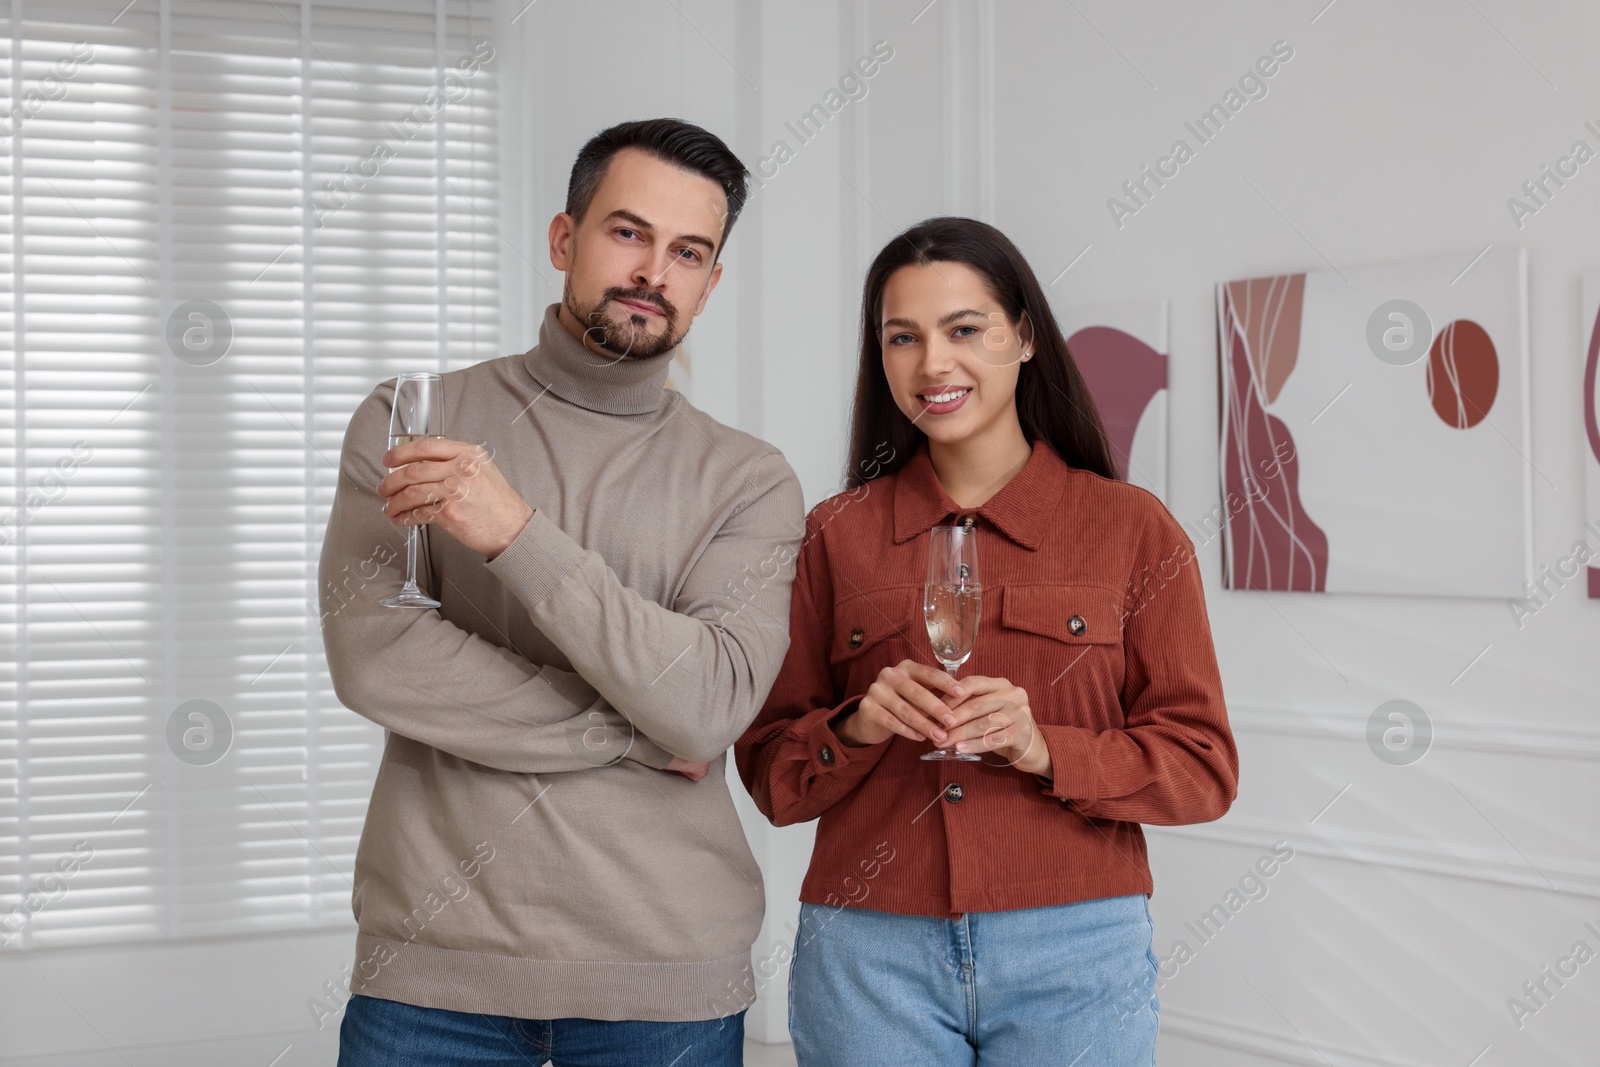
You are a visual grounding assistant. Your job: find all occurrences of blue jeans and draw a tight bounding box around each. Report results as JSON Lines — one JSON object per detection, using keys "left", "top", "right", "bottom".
{"left": 788, "top": 893, "right": 1159, "bottom": 1066}
{"left": 335, "top": 993, "right": 745, "bottom": 1066}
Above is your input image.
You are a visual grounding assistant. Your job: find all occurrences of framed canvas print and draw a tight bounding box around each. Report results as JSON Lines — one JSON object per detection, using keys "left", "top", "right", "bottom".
{"left": 1584, "top": 267, "right": 1600, "bottom": 599}
{"left": 1216, "top": 248, "right": 1531, "bottom": 598}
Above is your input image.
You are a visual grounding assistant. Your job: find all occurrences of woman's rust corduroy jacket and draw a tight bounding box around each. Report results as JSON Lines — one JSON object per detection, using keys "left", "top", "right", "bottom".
{"left": 735, "top": 438, "right": 1239, "bottom": 919}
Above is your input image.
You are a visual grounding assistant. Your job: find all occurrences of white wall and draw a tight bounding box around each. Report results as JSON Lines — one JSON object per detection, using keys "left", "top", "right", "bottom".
{"left": 4, "top": 2, "right": 1597, "bottom": 1063}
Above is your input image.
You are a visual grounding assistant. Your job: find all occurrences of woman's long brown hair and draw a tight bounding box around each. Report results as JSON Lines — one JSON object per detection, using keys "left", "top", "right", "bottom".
{"left": 844, "top": 216, "right": 1118, "bottom": 489}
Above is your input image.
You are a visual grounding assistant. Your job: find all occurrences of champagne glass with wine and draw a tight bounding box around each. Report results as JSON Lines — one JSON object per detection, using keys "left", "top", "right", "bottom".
{"left": 380, "top": 372, "right": 444, "bottom": 609}
{"left": 922, "top": 523, "right": 982, "bottom": 761}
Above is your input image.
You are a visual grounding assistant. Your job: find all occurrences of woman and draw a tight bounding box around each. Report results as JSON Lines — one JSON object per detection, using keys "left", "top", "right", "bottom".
{"left": 735, "top": 217, "right": 1238, "bottom": 1065}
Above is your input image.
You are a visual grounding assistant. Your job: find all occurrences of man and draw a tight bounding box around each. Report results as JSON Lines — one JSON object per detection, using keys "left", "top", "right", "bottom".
{"left": 320, "top": 118, "right": 803, "bottom": 1066}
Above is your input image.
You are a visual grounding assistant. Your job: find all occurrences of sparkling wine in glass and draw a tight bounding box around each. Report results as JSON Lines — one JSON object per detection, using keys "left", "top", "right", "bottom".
{"left": 922, "top": 523, "right": 982, "bottom": 761}
{"left": 380, "top": 372, "right": 444, "bottom": 609}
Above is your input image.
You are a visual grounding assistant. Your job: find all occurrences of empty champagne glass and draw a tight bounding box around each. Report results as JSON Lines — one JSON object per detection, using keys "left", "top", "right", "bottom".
{"left": 922, "top": 522, "right": 982, "bottom": 761}
{"left": 380, "top": 372, "right": 443, "bottom": 609}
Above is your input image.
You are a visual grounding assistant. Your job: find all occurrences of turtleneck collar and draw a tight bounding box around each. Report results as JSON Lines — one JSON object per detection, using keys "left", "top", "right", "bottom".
{"left": 521, "top": 303, "right": 677, "bottom": 415}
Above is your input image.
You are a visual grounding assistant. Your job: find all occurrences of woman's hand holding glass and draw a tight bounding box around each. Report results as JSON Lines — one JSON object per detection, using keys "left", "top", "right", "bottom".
{"left": 834, "top": 659, "right": 967, "bottom": 748}
{"left": 938, "top": 675, "right": 1051, "bottom": 777}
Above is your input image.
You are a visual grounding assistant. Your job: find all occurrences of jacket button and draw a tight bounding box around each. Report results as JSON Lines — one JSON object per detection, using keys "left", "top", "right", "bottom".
{"left": 848, "top": 628, "right": 864, "bottom": 648}
{"left": 818, "top": 745, "right": 835, "bottom": 766}
{"left": 1068, "top": 615, "right": 1087, "bottom": 636}
{"left": 943, "top": 782, "right": 964, "bottom": 803}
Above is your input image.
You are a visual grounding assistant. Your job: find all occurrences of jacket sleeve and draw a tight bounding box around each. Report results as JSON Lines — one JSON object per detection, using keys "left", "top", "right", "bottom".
{"left": 319, "top": 384, "right": 675, "bottom": 774}
{"left": 1034, "top": 500, "right": 1239, "bottom": 824}
{"left": 735, "top": 507, "right": 894, "bottom": 826}
{"left": 483, "top": 444, "right": 807, "bottom": 764}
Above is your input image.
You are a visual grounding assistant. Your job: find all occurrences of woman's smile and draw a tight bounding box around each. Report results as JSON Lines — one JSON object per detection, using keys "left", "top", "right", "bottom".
{"left": 916, "top": 385, "right": 973, "bottom": 414}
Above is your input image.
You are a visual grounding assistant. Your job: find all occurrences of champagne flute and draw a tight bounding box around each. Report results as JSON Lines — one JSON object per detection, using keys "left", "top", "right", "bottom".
{"left": 380, "top": 372, "right": 444, "bottom": 609}
{"left": 922, "top": 523, "right": 982, "bottom": 761}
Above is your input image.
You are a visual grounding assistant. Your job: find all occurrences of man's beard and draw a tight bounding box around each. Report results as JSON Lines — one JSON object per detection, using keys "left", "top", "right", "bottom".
{"left": 563, "top": 282, "right": 686, "bottom": 360}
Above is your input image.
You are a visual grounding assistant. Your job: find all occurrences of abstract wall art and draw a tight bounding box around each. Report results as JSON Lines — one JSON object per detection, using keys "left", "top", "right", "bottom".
{"left": 1215, "top": 248, "right": 1531, "bottom": 598}
{"left": 1063, "top": 298, "right": 1169, "bottom": 501}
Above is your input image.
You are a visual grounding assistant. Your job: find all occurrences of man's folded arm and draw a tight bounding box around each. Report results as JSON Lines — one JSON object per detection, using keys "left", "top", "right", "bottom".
{"left": 486, "top": 449, "right": 806, "bottom": 764}
{"left": 318, "top": 386, "right": 675, "bottom": 774}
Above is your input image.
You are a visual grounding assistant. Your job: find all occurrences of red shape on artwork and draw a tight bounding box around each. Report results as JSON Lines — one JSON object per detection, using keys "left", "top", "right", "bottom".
{"left": 1218, "top": 277, "right": 1329, "bottom": 592}
{"left": 1585, "top": 303, "right": 1600, "bottom": 599}
{"left": 1426, "top": 319, "right": 1498, "bottom": 430}
{"left": 1067, "top": 326, "right": 1167, "bottom": 483}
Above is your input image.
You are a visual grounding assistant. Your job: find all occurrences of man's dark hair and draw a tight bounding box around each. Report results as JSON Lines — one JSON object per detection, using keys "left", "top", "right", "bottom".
{"left": 565, "top": 118, "right": 750, "bottom": 259}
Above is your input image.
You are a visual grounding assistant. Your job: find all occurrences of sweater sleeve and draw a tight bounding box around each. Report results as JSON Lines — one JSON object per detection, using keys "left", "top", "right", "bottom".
{"left": 319, "top": 386, "right": 676, "bottom": 774}
{"left": 1034, "top": 500, "right": 1239, "bottom": 824}
{"left": 483, "top": 443, "right": 807, "bottom": 764}
{"left": 735, "top": 509, "right": 893, "bottom": 826}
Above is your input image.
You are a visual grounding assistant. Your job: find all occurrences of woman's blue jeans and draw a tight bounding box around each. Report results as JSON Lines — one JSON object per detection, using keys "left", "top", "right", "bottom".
{"left": 788, "top": 893, "right": 1160, "bottom": 1066}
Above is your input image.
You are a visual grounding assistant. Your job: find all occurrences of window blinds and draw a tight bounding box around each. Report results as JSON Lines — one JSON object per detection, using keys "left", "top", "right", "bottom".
{"left": 0, "top": 0, "right": 499, "bottom": 948}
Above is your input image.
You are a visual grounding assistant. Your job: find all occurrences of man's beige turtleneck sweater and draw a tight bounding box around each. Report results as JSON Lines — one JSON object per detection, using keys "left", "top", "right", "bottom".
{"left": 318, "top": 304, "right": 804, "bottom": 1021}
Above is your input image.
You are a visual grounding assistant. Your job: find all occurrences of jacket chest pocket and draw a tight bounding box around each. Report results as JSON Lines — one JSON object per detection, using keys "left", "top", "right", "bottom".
{"left": 829, "top": 585, "right": 925, "bottom": 686}
{"left": 998, "top": 583, "right": 1126, "bottom": 704}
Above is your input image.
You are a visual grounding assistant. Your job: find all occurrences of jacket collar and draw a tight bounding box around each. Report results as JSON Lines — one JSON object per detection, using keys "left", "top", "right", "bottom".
{"left": 892, "top": 438, "right": 1069, "bottom": 550}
